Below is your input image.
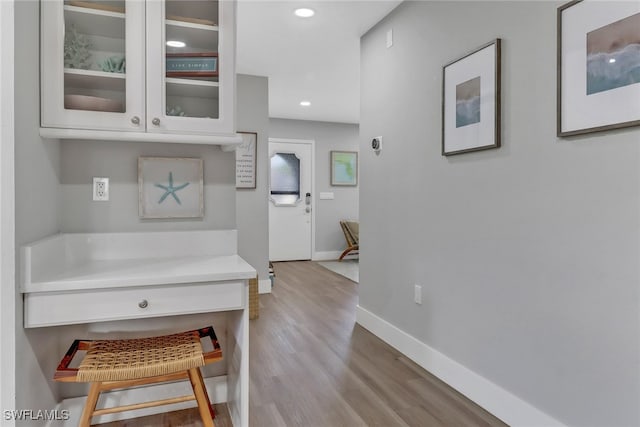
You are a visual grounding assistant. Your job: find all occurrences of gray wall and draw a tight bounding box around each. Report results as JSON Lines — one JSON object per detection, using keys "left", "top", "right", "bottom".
{"left": 60, "top": 142, "right": 236, "bottom": 232}
{"left": 237, "top": 75, "right": 270, "bottom": 285}
{"left": 270, "top": 118, "right": 359, "bottom": 256}
{"left": 14, "top": 0, "right": 62, "bottom": 419}
{"left": 360, "top": 2, "right": 639, "bottom": 426}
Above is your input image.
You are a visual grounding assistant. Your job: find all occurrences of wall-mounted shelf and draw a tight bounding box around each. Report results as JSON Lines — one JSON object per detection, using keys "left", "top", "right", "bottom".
{"left": 39, "top": 127, "right": 243, "bottom": 147}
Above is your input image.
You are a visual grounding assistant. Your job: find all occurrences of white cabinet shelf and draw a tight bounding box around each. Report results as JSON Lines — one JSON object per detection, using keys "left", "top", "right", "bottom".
{"left": 64, "top": 68, "right": 125, "bottom": 91}
{"left": 39, "top": 127, "right": 243, "bottom": 146}
{"left": 166, "top": 18, "right": 218, "bottom": 32}
{"left": 64, "top": 5, "right": 125, "bottom": 38}
{"left": 166, "top": 77, "right": 219, "bottom": 98}
{"left": 166, "top": 19, "right": 219, "bottom": 52}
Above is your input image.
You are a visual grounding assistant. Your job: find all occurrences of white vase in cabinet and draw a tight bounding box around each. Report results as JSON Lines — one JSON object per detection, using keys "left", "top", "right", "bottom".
{"left": 40, "top": 0, "right": 240, "bottom": 146}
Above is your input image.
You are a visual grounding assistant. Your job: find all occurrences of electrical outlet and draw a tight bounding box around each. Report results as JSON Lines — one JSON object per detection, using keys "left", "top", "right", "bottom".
{"left": 93, "top": 177, "right": 109, "bottom": 201}
{"left": 414, "top": 284, "right": 422, "bottom": 305}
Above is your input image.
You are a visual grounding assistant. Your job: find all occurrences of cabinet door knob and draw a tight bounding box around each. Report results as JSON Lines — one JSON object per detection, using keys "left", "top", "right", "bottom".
{"left": 138, "top": 299, "right": 148, "bottom": 309}
{"left": 131, "top": 116, "right": 140, "bottom": 125}
{"left": 152, "top": 118, "right": 161, "bottom": 126}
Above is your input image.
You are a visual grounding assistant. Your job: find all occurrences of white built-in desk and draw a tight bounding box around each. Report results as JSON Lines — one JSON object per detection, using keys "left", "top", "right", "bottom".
{"left": 20, "top": 230, "right": 255, "bottom": 427}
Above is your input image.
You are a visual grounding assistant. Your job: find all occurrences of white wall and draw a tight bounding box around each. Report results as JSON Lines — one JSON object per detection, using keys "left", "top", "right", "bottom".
{"left": 1, "top": 0, "right": 16, "bottom": 422}
{"left": 270, "top": 118, "right": 359, "bottom": 257}
{"left": 359, "top": 2, "right": 639, "bottom": 426}
{"left": 237, "top": 75, "right": 270, "bottom": 288}
{"left": 14, "top": 0, "right": 62, "bottom": 420}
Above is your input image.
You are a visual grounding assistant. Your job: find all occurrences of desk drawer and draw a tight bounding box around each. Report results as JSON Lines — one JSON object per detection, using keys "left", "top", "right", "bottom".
{"left": 24, "top": 281, "right": 246, "bottom": 328}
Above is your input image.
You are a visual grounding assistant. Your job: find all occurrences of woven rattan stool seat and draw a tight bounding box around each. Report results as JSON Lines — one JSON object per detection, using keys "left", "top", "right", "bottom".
{"left": 55, "top": 326, "right": 222, "bottom": 427}
{"left": 77, "top": 330, "right": 205, "bottom": 382}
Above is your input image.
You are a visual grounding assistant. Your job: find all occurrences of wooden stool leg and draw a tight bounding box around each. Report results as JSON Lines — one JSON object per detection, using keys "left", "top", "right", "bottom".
{"left": 195, "top": 368, "right": 216, "bottom": 419}
{"left": 188, "top": 368, "right": 215, "bottom": 427}
{"left": 79, "top": 382, "right": 101, "bottom": 427}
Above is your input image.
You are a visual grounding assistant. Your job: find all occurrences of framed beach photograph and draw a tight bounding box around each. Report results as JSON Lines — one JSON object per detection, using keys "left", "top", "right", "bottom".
{"left": 138, "top": 157, "right": 204, "bottom": 219}
{"left": 442, "top": 39, "right": 501, "bottom": 156}
{"left": 558, "top": 0, "right": 640, "bottom": 136}
{"left": 330, "top": 151, "right": 358, "bottom": 186}
{"left": 236, "top": 132, "right": 257, "bottom": 189}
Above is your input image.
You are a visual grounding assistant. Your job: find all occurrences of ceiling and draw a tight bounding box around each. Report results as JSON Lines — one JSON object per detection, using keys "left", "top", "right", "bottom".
{"left": 236, "top": 1, "right": 401, "bottom": 124}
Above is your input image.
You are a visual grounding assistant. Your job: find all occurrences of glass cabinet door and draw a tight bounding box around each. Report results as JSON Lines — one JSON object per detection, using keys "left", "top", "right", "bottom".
{"left": 41, "top": 0, "right": 145, "bottom": 131}
{"left": 165, "top": 0, "right": 219, "bottom": 119}
{"left": 63, "top": 0, "right": 127, "bottom": 114}
{"left": 42, "top": 0, "right": 235, "bottom": 136}
{"left": 146, "top": 0, "right": 236, "bottom": 135}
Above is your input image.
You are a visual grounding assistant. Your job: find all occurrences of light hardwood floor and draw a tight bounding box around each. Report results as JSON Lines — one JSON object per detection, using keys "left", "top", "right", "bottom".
{"left": 97, "top": 261, "right": 507, "bottom": 427}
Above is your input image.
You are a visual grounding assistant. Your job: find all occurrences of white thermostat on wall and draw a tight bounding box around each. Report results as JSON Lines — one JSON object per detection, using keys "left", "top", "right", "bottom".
{"left": 371, "top": 136, "right": 382, "bottom": 153}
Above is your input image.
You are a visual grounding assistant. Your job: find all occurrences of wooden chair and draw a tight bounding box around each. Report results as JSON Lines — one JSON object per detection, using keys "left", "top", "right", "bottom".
{"left": 55, "top": 326, "right": 222, "bottom": 427}
{"left": 339, "top": 220, "right": 359, "bottom": 261}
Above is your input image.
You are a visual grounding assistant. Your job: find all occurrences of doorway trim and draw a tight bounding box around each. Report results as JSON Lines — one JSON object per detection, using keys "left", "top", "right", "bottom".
{"left": 268, "top": 137, "right": 316, "bottom": 261}
{"left": 1, "top": 0, "right": 16, "bottom": 422}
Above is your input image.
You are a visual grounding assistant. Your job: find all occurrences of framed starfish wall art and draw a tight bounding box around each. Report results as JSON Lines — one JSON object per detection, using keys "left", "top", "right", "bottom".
{"left": 138, "top": 157, "right": 204, "bottom": 219}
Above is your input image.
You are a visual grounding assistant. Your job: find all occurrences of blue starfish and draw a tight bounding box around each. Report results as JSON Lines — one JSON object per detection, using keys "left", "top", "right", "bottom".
{"left": 154, "top": 172, "right": 190, "bottom": 205}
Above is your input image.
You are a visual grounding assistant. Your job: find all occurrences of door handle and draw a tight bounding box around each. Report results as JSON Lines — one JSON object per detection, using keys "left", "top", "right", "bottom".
{"left": 305, "top": 192, "right": 311, "bottom": 205}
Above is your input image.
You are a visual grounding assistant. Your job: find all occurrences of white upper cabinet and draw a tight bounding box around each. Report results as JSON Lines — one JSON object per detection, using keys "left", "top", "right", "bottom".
{"left": 40, "top": 0, "right": 239, "bottom": 146}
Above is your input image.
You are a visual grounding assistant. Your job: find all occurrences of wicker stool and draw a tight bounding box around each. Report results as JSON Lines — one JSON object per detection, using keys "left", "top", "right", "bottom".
{"left": 54, "top": 326, "right": 222, "bottom": 427}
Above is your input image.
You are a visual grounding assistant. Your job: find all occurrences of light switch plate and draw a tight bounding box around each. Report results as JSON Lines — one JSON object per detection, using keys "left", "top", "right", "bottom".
{"left": 414, "top": 284, "right": 422, "bottom": 305}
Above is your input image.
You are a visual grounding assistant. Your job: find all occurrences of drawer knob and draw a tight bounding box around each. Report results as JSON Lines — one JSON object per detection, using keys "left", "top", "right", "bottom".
{"left": 131, "top": 116, "right": 140, "bottom": 125}
{"left": 138, "top": 299, "right": 148, "bottom": 309}
{"left": 152, "top": 117, "right": 161, "bottom": 126}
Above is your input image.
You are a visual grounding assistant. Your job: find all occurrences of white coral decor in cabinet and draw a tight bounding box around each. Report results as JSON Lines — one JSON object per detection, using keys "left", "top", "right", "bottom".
{"left": 40, "top": 0, "right": 241, "bottom": 147}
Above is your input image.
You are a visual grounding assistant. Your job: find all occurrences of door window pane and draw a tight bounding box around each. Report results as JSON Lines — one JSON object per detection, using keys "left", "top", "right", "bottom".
{"left": 270, "top": 153, "right": 300, "bottom": 205}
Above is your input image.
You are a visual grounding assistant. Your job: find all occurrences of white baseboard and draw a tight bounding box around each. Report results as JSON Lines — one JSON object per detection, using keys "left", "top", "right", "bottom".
{"left": 312, "top": 250, "right": 342, "bottom": 261}
{"left": 356, "top": 306, "right": 565, "bottom": 427}
{"left": 258, "top": 278, "right": 271, "bottom": 294}
{"left": 46, "top": 376, "right": 227, "bottom": 427}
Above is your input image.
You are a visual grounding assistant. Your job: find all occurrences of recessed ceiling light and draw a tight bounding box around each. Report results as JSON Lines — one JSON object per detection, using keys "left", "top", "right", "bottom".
{"left": 609, "top": 58, "right": 616, "bottom": 64}
{"left": 300, "top": 101, "right": 311, "bottom": 107}
{"left": 294, "top": 8, "right": 315, "bottom": 18}
{"left": 166, "top": 40, "right": 186, "bottom": 48}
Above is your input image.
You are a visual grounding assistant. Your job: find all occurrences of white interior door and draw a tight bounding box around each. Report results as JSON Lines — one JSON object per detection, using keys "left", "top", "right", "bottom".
{"left": 269, "top": 139, "right": 313, "bottom": 261}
